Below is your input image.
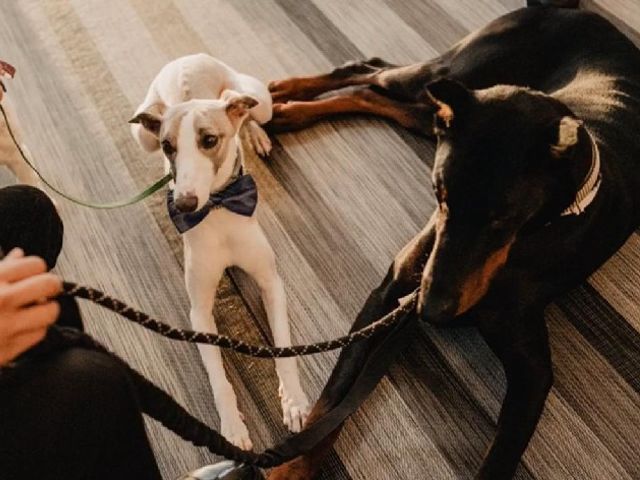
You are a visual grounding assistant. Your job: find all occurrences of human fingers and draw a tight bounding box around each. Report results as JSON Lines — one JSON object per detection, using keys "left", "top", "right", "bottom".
{"left": 0, "top": 256, "right": 47, "bottom": 284}
{"left": 1, "top": 273, "right": 62, "bottom": 308}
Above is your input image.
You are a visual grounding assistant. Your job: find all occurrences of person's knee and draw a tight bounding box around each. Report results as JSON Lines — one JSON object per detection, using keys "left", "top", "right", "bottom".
{"left": 0, "top": 185, "right": 62, "bottom": 268}
{"left": 54, "top": 348, "right": 136, "bottom": 407}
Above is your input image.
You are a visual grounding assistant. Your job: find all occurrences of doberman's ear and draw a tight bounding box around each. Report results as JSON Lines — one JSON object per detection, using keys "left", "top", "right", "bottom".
{"left": 129, "top": 106, "right": 163, "bottom": 138}
{"left": 425, "top": 79, "right": 473, "bottom": 128}
{"left": 549, "top": 116, "right": 583, "bottom": 158}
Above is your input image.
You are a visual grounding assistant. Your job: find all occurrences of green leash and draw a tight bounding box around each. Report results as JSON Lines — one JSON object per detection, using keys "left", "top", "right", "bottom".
{"left": 0, "top": 103, "right": 172, "bottom": 209}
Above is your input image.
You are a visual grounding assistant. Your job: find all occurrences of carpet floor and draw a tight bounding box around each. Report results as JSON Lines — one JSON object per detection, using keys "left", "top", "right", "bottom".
{"left": 1, "top": 1, "right": 639, "bottom": 478}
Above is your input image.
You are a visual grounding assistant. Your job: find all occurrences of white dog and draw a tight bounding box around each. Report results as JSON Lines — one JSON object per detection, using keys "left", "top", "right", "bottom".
{"left": 0, "top": 61, "right": 40, "bottom": 187}
{"left": 130, "top": 54, "right": 309, "bottom": 449}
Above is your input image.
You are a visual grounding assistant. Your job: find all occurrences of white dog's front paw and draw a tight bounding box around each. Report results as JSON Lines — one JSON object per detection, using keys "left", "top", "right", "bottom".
{"left": 220, "top": 414, "right": 253, "bottom": 451}
{"left": 247, "top": 120, "right": 272, "bottom": 158}
{"left": 279, "top": 385, "right": 311, "bottom": 433}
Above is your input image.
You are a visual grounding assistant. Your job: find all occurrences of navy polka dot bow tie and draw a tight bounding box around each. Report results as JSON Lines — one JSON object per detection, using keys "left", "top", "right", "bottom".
{"left": 167, "top": 174, "right": 258, "bottom": 234}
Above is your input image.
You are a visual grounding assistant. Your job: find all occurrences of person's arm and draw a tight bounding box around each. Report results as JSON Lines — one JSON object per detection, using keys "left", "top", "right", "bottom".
{"left": 0, "top": 248, "right": 61, "bottom": 366}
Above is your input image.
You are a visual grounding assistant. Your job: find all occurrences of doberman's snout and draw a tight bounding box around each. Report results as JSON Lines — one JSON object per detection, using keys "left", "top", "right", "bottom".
{"left": 175, "top": 193, "right": 198, "bottom": 213}
{"left": 418, "top": 292, "right": 456, "bottom": 325}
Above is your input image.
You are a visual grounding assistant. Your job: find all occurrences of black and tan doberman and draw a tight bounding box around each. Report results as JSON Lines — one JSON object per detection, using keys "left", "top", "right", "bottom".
{"left": 266, "top": 1, "right": 640, "bottom": 479}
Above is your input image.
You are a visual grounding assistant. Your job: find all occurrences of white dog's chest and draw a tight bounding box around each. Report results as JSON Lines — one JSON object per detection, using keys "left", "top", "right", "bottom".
{"left": 182, "top": 206, "right": 261, "bottom": 268}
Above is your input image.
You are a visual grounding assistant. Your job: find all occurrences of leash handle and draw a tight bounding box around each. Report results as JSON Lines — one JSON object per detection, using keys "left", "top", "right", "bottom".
{"left": 0, "top": 103, "right": 171, "bottom": 209}
{"left": 63, "top": 282, "right": 417, "bottom": 358}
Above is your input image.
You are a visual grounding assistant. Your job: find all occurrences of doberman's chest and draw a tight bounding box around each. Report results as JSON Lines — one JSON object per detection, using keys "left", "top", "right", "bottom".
{"left": 491, "top": 175, "right": 636, "bottom": 307}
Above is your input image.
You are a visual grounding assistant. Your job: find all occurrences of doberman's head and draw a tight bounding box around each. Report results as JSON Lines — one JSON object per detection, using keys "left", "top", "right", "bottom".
{"left": 418, "top": 79, "right": 591, "bottom": 323}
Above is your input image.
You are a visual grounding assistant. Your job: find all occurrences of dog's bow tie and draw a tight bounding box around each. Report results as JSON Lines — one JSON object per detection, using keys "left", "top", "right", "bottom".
{"left": 167, "top": 174, "right": 258, "bottom": 234}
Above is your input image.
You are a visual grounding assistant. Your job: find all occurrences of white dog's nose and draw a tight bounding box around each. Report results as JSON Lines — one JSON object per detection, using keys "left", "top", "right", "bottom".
{"left": 175, "top": 193, "right": 198, "bottom": 213}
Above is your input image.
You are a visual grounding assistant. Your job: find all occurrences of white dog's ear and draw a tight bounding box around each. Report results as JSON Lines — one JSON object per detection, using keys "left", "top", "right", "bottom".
{"left": 223, "top": 91, "right": 259, "bottom": 125}
{"left": 129, "top": 105, "right": 164, "bottom": 137}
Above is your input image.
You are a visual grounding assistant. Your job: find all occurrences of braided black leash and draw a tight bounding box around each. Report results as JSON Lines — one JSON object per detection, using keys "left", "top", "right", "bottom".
{"left": 45, "top": 285, "right": 420, "bottom": 471}
{"left": 3, "top": 284, "right": 417, "bottom": 471}
{"left": 26, "top": 295, "right": 418, "bottom": 472}
{"left": 32, "top": 327, "right": 289, "bottom": 469}
{"left": 62, "top": 282, "right": 417, "bottom": 358}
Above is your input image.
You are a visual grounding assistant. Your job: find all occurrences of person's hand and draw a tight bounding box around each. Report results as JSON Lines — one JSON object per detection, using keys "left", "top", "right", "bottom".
{"left": 0, "top": 248, "right": 61, "bottom": 366}
{"left": 0, "top": 59, "right": 17, "bottom": 102}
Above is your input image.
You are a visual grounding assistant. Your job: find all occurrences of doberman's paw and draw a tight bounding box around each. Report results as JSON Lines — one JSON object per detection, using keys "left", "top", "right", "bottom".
{"left": 279, "top": 386, "right": 311, "bottom": 433}
{"left": 268, "top": 103, "right": 314, "bottom": 132}
{"left": 269, "top": 78, "right": 301, "bottom": 103}
{"left": 221, "top": 414, "right": 253, "bottom": 451}
{"left": 269, "top": 78, "right": 320, "bottom": 103}
{"left": 267, "top": 458, "right": 310, "bottom": 480}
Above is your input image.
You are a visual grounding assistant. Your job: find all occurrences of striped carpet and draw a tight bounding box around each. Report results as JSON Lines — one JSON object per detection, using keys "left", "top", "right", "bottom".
{"left": 1, "top": 1, "right": 640, "bottom": 479}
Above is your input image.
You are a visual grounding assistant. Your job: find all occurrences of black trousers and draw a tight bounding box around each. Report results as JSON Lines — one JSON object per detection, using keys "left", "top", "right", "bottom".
{"left": 0, "top": 186, "right": 162, "bottom": 480}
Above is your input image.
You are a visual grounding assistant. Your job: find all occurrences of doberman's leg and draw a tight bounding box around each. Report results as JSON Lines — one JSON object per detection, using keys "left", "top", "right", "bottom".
{"left": 268, "top": 87, "right": 435, "bottom": 134}
{"left": 269, "top": 57, "right": 397, "bottom": 103}
{"left": 475, "top": 309, "right": 553, "bottom": 480}
{"left": 272, "top": 5, "right": 585, "bottom": 113}
{"left": 267, "top": 268, "right": 404, "bottom": 480}
{"left": 268, "top": 216, "right": 436, "bottom": 480}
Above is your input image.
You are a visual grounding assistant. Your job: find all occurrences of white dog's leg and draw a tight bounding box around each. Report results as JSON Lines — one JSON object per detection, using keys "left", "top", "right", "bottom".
{"left": 266, "top": 271, "right": 310, "bottom": 432}
{"left": 238, "top": 228, "right": 310, "bottom": 432}
{"left": 0, "top": 103, "right": 40, "bottom": 187}
{"left": 7, "top": 146, "right": 39, "bottom": 186}
{"left": 185, "top": 244, "right": 253, "bottom": 450}
{"left": 245, "top": 120, "right": 272, "bottom": 158}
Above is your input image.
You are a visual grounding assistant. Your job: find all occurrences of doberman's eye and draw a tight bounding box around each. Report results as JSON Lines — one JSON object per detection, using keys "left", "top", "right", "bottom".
{"left": 161, "top": 140, "right": 176, "bottom": 156}
{"left": 201, "top": 134, "right": 219, "bottom": 149}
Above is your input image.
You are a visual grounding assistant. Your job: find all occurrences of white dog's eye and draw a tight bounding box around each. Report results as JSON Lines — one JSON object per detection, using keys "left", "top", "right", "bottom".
{"left": 161, "top": 140, "right": 176, "bottom": 156}
{"left": 201, "top": 134, "right": 219, "bottom": 149}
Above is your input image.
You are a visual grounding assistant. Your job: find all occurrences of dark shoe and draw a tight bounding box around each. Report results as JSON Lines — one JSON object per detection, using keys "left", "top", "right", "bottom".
{"left": 179, "top": 461, "right": 264, "bottom": 480}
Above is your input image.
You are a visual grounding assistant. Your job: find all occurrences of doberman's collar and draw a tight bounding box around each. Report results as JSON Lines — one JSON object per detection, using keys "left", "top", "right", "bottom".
{"left": 561, "top": 129, "right": 602, "bottom": 216}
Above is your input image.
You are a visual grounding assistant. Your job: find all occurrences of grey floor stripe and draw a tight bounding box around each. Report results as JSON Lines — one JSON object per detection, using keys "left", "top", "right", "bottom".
{"left": 273, "top": 0, "right": 362, "bottom": 66}
{"left": 557, "top": 284, "right": 640, "bottom": 394}
{"left": 383, "top": 0, "right": 470, "bottom": 54}
{"left": 396, "top": 329, "right": 536, "bottom": 480}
